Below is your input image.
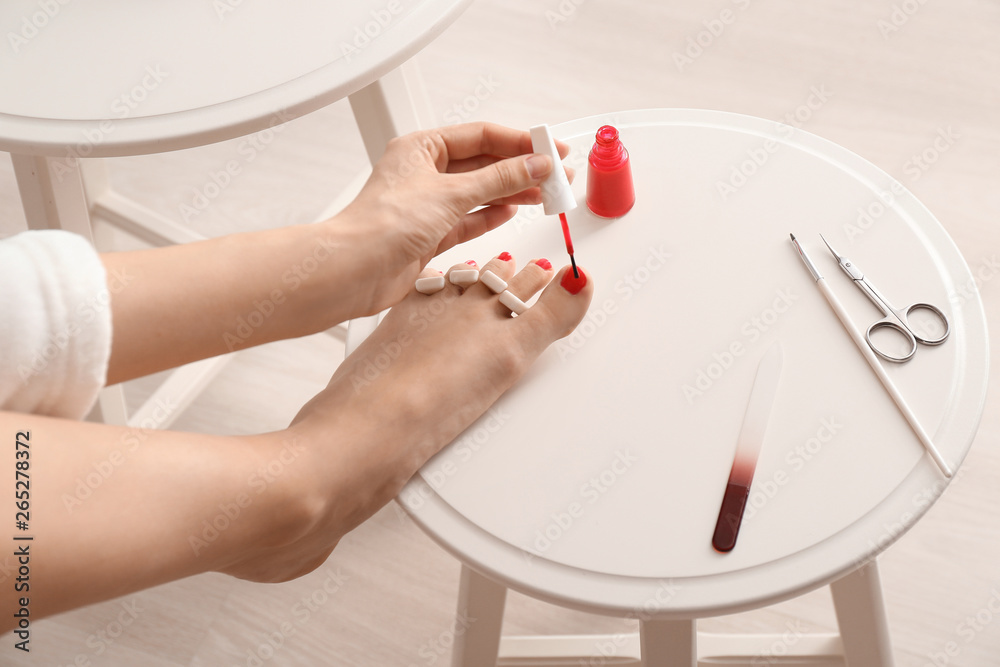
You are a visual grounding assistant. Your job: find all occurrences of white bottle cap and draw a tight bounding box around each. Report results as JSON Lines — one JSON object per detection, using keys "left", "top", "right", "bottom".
{"left": 530, "top": 124, "right": 577, "bottom": 216}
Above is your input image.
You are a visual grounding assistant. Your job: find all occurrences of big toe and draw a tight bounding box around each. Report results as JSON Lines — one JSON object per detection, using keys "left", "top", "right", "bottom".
{"left": 516, "top": 266, "right": 594, "bottom": 355}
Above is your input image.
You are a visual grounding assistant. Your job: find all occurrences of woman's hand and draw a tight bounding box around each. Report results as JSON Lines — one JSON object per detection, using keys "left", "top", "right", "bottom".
{"left": 337, "top": 122, "right": 572, "bottom": 316}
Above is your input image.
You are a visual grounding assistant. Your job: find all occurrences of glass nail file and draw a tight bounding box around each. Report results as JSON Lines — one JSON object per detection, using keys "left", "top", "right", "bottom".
{"left": 712, "top": 341, "right": 784, "bottom": 553}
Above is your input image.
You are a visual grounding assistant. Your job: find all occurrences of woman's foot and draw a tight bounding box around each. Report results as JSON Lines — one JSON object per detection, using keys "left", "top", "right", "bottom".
{"left": 221, "top": 253, "right": 592, "bottom": 582}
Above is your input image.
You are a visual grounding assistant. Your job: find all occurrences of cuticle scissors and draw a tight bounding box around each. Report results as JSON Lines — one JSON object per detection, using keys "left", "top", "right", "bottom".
{"left": 820, "top": 235, "right": 950, "bottom": 363}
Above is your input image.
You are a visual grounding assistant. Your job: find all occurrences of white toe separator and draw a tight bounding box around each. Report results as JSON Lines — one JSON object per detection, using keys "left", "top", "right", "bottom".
{"left": 499, "top": 290, "right": 528, "bottom": 315}
{"left": 415, "top": 275, "right": 446, "bottom": 294}
{"left": 449, "top": 268, "right": 480, "bottom": 287}
{"left": 480, "top": 270, "right": 507, "bottom": 294}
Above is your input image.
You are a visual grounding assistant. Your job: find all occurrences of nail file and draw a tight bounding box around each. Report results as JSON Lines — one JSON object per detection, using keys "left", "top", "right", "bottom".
{"left": 712, "top": 341, "right": 784, "bottom": 553}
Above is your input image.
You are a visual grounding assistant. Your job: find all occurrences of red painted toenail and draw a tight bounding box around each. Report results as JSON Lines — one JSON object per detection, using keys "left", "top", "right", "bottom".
{"left": 535, "top": 258, "right": 552, "bottom": 271}
{"left": 560, "top": 269, "right": 587, "bottom": 295}
{"left": 498, "top": 252, "right": 513, "bottom": 261}
{"left": 466, "top": 260, "right": 477, "bottom": 266}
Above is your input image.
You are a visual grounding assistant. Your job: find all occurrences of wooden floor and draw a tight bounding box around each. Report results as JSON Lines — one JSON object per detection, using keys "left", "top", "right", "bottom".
{"left": 1, "top": 0, "right": 999, "bottom": 664}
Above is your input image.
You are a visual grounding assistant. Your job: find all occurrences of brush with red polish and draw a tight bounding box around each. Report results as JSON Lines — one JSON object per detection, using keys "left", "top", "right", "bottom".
{"left": 530, "top": 124, "right": 579, "bottom": 278}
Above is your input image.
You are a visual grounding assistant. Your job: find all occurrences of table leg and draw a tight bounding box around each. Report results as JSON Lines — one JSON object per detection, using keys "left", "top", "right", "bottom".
{"left": 830, "top": 559, "right": 896, "bottom": 667}
{"left": 12, "top": 154, "right": 95, "bottom": 239}
{"left": 640, "top": 618, "right": 696, "bottom": 667}
{"left": 450, "top": 565, "right": 507, "bottom": 667}
{"left": 11, "top": 154, "right": 132, "bottom": 424}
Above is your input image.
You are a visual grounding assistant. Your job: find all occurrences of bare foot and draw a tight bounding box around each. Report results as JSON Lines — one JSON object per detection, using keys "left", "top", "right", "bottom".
{"left": 221, "top": 253, "right": 593, "bottom": 582}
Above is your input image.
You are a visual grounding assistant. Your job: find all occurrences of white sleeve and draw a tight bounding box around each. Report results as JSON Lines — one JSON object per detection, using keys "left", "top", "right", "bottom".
{"left": 0, "top": 230, "right": 113, "bottom": 419}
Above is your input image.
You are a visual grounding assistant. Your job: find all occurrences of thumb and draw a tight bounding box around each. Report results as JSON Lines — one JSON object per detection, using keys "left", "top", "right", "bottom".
{"left": 455, "top": 153, "right": 553, "bottom": 207}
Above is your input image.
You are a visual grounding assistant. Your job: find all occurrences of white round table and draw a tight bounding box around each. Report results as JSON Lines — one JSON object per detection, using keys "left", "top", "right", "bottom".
{"left": 0, "top": 0, "right": 472, "bottom": 427}
{"left": 0, "top": 0, "right": 471, "bottom": 155}
{"left": 400, "top": 109, "right": 990, "bottom": 666}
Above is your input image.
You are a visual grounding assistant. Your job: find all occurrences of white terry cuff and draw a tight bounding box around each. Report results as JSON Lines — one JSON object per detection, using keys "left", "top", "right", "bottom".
{"left": 0, "top": 230, "right": 113, "bottom": 419}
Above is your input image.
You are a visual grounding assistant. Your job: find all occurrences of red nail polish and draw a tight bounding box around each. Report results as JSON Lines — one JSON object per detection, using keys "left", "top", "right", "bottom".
{"left": 466, "top": 260, "right": 477, "bottom": 266}
{"left": 560, "top": 269, "right": 587, "bottom": 295}
{"left": 535, "top": 258, "right": 552, "bottom": 271}
{"left": 498, "top": 252, "right": 513, "bottom": 261}
{"left": 586, "top": 125, "right": 635, "bottom": 218}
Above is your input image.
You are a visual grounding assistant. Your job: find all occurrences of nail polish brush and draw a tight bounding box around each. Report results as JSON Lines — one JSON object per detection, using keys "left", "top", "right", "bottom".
{"left": 530, "top": 124, "right": 579, "bottom": 278}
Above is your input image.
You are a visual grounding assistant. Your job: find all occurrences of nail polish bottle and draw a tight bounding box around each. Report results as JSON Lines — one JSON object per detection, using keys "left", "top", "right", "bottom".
{"left": 586, "top": 125, "right": 635, "bottom": 218}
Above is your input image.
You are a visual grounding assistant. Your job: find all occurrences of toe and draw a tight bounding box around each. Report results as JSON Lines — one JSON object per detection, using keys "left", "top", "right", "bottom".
{"left": 515, "top": 265, "right": 594, "bottom": 351}
{"left": 496, "top": 258, "right": 555, "bottom": 317}
{"left": 470, "top": 252, "right": 517, "bottom": 296}
{"left": 447, "top": 261, "right": 480, "bottom": 290}
{"left": 414, "top": 266, "right": 446, "bottom": 295}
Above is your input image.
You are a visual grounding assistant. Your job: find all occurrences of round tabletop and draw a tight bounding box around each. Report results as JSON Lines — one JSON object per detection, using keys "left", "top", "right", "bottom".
{"left": 0, "top": 0, "right": 472, "bottom": 156}
{"left": 399, "top": 109, "right": 990, "bottom": 618}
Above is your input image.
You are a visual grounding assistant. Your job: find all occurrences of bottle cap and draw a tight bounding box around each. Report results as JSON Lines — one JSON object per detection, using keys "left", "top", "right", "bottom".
{"left": 530, "top": 124, "right": 577, "bottom": 216}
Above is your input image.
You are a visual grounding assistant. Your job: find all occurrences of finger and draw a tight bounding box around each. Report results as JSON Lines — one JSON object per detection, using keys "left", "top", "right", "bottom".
{"left": 449, "top": 153, "right": 554, "bottom": 211}
{"left": 433, "top": 122, "right": 572, "bottom": 162}
{"left": 434, "top": 205, "right": 517, "bottom": 256}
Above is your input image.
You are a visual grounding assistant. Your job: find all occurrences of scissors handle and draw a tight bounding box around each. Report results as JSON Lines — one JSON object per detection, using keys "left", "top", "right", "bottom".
{"left": 901, "top": 302, "right": 951, "bottom": 345}
{"left": 865, "top": 319, "right": 918, "bottom": 363}
{"left": 864, "top": 302, "right": 950, "bottom": 363}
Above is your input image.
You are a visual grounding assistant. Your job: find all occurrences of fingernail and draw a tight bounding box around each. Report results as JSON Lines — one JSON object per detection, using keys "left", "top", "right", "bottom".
{"left": 535, "top": 258, "right": 552, "bottom": 271}
{"left": 560, "top": 269, "right": 587, "bottom": 295}
{"left": 498, "top": 252, "right": 513, "bottom": 261}
{"left": 466, "top": 260, "right": 477, "bottom": 266}
{"left": 525, "top": 154, "right": 551, "bottom": 180}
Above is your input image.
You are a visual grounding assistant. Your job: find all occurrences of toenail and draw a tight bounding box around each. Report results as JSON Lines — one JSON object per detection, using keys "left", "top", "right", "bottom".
{"left": 560, "top": 270, "right": 587, "bottom": 295}
{"left": 449, "top": 268, "right": 479, "bottom": 287}
{"left": 415, "top": 275, "right": 446, "bottom": 294}
{"left": 498, "top": 252, "right": 513, "bottom": 262}
{"left": 535, "top": 258, "right": 552, "bottom": 271}
{"left": 499, "top": 290, "right": 528, "bottom": 315}
{"left": 480, "top": 270, "right": 508, "bottom": 294}
{"left": 466, "top": 260, "right": 478, "bottom": 266}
